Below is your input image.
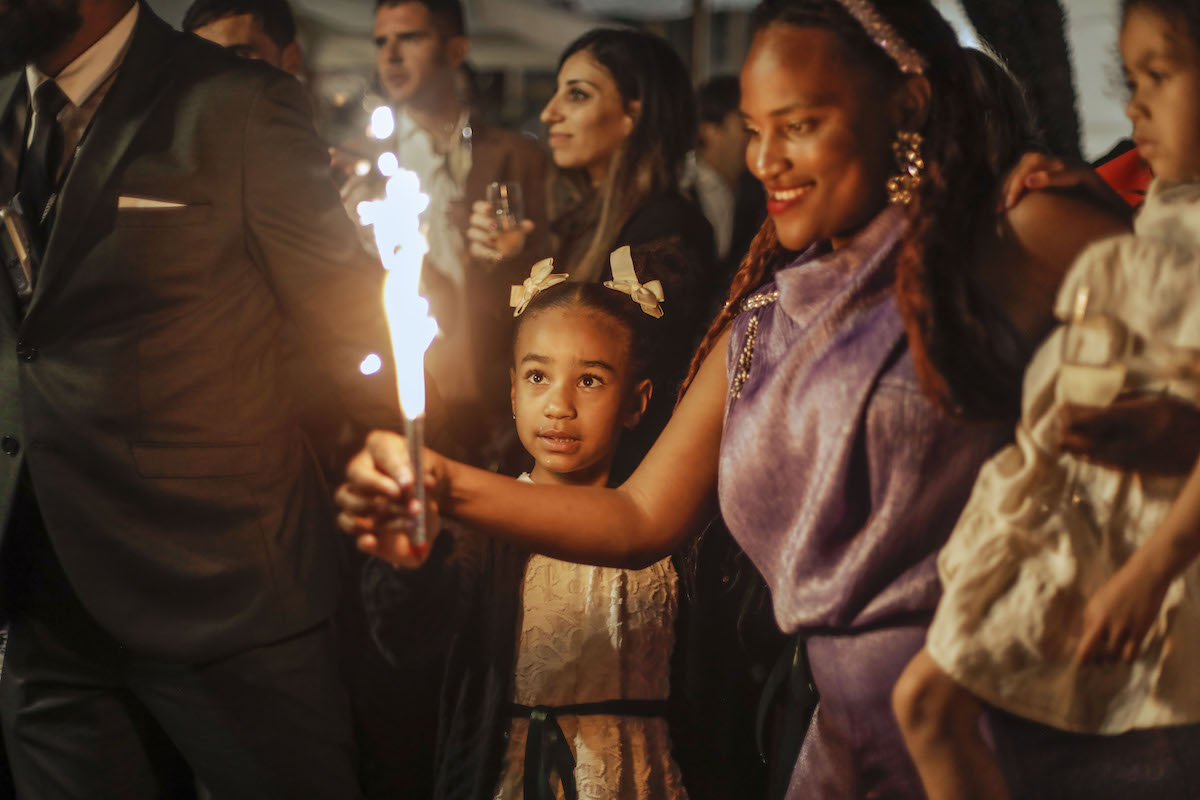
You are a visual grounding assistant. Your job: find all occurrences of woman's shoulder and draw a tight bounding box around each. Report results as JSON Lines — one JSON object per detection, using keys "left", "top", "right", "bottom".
{"left": 1001, "top": 189, "right": 1132, "bottom": 273}
{"left": 974, "top": 189, "right": 1132, "bottom": 345}
{"left": 622, "top": 191, "right": 715, "bottom": 249}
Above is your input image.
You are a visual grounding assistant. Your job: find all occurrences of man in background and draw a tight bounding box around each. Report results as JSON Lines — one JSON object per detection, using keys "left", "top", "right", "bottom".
{"left": 686, "top": 75, "right": 764, "bottom": 281}
{"left": 183, "top": 0, "right": 303, "bottom": 76}
{"left": 357, "top": 0, "right": 548, "bottom": 464}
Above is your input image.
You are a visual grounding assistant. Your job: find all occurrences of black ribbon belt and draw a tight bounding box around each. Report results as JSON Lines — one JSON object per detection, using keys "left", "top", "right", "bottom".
{"left": 510, "top": 698, "right": 668, "bottom": 800}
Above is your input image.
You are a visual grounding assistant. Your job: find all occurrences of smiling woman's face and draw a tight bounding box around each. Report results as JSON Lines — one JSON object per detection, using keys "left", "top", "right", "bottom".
{"left": 741, "top": 23, "right": 897, "bottom": 251}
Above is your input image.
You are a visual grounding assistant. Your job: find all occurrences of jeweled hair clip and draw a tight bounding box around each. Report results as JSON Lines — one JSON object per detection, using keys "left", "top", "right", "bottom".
{"left": 833, "top": 0, "right": 927, "bottom": 76}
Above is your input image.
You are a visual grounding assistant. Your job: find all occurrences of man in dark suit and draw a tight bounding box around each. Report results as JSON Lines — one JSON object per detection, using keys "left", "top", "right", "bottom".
{"left": 0, "top": 0, "right": 399, "bottom": 795}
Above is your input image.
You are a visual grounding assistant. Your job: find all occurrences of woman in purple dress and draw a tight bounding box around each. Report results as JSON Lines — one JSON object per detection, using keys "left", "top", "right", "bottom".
{"left": 339, "top": 1, "right": 1126, "bottom": 796}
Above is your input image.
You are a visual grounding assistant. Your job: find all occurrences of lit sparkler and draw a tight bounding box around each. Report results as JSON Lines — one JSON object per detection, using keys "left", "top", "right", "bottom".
{"left": 357, "top": 167, "right": 437, "bottom": 548}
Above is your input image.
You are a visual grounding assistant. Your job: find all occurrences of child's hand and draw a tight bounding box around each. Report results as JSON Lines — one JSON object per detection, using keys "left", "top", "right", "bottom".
{"left": 335, "top": 430, "right": 448, "bottom": 569}
{"left": 1000, "top": 152, "right": 1130, "bottom": 218}
{"left": 1076, "top": 552, "right": 1172, "bottom": 664}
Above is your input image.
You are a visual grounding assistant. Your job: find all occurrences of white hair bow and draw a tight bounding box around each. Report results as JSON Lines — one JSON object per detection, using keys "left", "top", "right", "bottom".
{"left": 603, "top": 246, "right": 664, "bottom": 318}
{"left": 510, "top": 258, "right": 569, "bottom": 316}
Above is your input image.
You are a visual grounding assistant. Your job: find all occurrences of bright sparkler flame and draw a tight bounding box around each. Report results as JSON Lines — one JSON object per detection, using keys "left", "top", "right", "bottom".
{"left": 357, "top": 167, "right": 437, "bottom": 418}
{"left": 369, "top": 105, "right": 395, "bottom": 140}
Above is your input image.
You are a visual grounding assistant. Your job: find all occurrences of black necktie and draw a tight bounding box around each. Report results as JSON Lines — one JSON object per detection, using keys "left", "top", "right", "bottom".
{"left": 19, "top": 79, "right": 70, "bottom": 234}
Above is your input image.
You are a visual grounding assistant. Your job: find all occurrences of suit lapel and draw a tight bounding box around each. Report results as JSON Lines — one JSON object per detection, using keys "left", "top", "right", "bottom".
{"left": 28, "top": 4, "right": 179, "bottom": 318}
{"left": 0, "top": 72, "right": 27, "bottom": 327}
{"left": 0, "top": 71, "right": 24, "bottom": 207}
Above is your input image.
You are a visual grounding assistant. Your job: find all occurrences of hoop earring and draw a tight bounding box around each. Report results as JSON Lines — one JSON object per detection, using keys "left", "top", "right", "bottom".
{"left": 886, "top": 130, "right": 925, "bottom": 206}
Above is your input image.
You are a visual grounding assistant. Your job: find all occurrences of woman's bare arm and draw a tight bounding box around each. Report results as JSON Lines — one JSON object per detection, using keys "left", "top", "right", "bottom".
{"left": 977, "top": 188, "right": 1133, "bottom": 345}
{"left": 340, "top": 329, "right": 731, "bottom": 569}
{"left": 1077, "top": 452, "right": 1200, "bottom": 663}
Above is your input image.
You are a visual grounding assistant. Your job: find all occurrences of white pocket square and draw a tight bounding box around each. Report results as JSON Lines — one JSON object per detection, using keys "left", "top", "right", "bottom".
{"left": 117, "top": 195, "right": 189, "bottom": 209}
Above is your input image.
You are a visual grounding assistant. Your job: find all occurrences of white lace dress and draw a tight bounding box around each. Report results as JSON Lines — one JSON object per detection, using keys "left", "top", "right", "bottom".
{"left": 928, "top": 180, "right": 1200, "bottom": 734}
{"left": 493, "top": 477, "right": 687, "bottom": 800}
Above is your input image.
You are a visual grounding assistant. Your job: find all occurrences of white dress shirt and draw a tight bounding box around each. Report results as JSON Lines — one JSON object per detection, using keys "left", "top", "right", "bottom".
{"left": 24, "top": 3, "right": 139, "bottom": 182}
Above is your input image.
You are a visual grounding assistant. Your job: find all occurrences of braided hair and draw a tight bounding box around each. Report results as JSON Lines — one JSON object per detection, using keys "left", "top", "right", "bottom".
{"left": 682, "top": 0, "right": 1034, "bottom": 420}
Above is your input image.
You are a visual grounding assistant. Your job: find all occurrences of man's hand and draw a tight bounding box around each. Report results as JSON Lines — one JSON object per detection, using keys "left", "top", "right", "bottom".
{"left": 1059, "top": 393, "right": 1200, "bottom": 475}
{"left": 335, "top": 430, "right": 446, "bottom": 569}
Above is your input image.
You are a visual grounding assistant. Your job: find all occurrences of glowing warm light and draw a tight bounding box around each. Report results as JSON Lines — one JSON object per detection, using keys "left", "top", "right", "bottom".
{"left": 359, "top": 353, "right": 382, "bottom": 375}
{"left": 369, "top": 105, "right": 395, "bottom": 140}
{"left": 356, "top": 166, "right": 436, "bottom": 418}
{"left": 357, "top": 165, "right": 436, "bottom": 547}
{"left": 377, "top": 152, "right": 399, "bottom": 177}
{"left": 354, "top": 159, "right": 371, "bottom": 177}
{"left": 383, "top": 272, "right": 437, "bottom": 417}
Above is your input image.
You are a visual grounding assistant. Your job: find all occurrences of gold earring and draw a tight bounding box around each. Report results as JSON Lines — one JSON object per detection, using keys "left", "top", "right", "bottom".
{"left": 886, "top": 130, "right": 925, "bottom": 205}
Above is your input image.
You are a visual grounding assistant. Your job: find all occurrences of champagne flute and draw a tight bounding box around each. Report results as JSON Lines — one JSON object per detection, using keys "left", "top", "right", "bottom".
{"left": 1058, "top": 287, "right": 1128, "bottom": 408}
{"left": 486, "top": 181, "right": 525, "bottom": 257}
{"left": 1058, "top": 286, "right": 1129, "bottom": 510}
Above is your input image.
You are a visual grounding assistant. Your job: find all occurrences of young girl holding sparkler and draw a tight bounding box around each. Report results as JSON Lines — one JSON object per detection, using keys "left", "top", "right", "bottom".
{"left": 363, "top": 251, "right": 688, "bottom": 800}
{"left": 893, "top": 1, "right": 1200, "bottom": 797}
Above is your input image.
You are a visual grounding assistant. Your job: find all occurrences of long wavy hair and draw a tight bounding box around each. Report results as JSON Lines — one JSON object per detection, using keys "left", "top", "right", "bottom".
{"left": 681, "top": 0, "right": 1037, "bottom": 420}
{"left": 551, "top": 28, "right": 698, "bottom": 282}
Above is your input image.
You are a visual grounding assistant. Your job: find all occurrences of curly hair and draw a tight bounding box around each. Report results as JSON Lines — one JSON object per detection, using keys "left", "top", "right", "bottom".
{"left": 1122, "top": 0, "right": 1200, "bottom": 52}
{"left": 681, "top": 0, "right": 1035, "bottom": 420}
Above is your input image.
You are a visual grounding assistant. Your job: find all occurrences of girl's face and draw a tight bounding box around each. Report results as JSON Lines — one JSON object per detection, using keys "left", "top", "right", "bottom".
{"left": 540, "top": 50, "right": 638, "bottom": 184}
{"left": 1122, "top": 5, "right": 1200, "bottom": 183}
{"left": 511, "top": 306, "right": 651, "bottom": 487}
{"left": 740, "top": 24, "right": 899, "bottom": 251}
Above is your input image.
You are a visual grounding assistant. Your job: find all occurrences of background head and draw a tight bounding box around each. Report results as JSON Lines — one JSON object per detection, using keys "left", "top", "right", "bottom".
{"left": 697, "top": 74, "right": 751, "bottom": 185}
{"left": 183, "top": 0, "right": 302, "bottom": 74}
{"left": 0, "top": 0, "right": 83, "bottom": 73}
{"left": 543, "top": 27, "right": 697, "bottom": 281}
{"left": 1120, "top": 0, "right": 1200, "bottom": 183}
{"left": 373, "top": 0, "right": 469, "bottom": 107}
{"left": 686, "top": 0, "right": 1034, "bottom": 418}
{"left": 510, "top": 279, "right": 658, "bottom": 486}
{"left": 541, "top": 27, "right": 696, "bottom": 185}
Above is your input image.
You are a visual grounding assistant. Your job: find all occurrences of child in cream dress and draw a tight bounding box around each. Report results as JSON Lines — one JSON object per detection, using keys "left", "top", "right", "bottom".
{"left": 928, "top": 180, "right": 1200, "bottom": 733}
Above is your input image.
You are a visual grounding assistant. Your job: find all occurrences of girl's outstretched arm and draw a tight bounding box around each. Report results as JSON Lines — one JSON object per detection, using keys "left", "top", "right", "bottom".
{"left": 338, "top": 329, "right": 731, "bottom": 569}
{"left": 1077, "top": 452, "right": 1200, "bottom": 663}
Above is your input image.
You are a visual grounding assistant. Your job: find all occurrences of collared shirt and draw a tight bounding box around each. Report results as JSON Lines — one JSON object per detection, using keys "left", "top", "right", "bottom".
{"left": 681, "top": 154, "right": 735, "bottom": 261}
{"left": 392, "top": 107, "right": 472, "bottom": 288}
{"left": 392, "top": 106, "right": 477, "bottom": 401}
{"left": 24, "top": 3, "right": 139, "bottom": 182}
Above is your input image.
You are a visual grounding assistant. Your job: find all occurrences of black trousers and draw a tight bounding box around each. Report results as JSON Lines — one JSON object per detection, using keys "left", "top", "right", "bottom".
{"left": 0, "top": 484, "right": 362, "bottom": 800}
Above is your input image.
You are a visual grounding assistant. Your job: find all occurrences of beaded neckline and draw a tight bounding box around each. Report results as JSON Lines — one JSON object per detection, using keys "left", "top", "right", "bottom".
{"left": 730, "top": 291, "right": 781, "bottom": 398}
{"left": 740, "top": 290, "right": 780, "bottom": 312}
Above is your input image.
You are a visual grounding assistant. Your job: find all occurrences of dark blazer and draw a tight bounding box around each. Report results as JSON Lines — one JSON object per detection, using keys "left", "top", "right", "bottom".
{"left": 0, "top": 6, "right": 399, "bottom": 663}
{"left": 453, "top": 120, "right": 550, "bottom": 411}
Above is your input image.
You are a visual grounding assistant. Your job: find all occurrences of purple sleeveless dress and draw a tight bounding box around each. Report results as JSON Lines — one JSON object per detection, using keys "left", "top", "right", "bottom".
{"left": 719, "top": 207, "right": 1009, "bottom": 798}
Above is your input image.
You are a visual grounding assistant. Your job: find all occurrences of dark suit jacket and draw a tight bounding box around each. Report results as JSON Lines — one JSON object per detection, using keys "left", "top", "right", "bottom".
{"left": 0, "top": 5, "right": 400, "bottom": 663}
